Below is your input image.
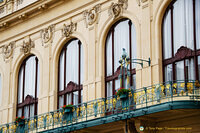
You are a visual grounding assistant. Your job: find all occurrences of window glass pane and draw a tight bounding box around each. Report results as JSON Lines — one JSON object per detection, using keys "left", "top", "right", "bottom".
{"left": 66, "top": 93, "right": 72, "bottom": 105}
{"left": 59, "top": 51, "right": 64, "bottom": 91}
{"left": 30, "top": 104, "right": 35, "bottom": 117}
{"left": 81, "top": 44, "right": 84, "bottom": 84}
{"left": 132, "top": 74, "right": 136, "bottom": 90}
{"left": 163, "top": 10, "right": 172, "bottom": 59}
{"left": 173, "top": 0, "right": 194, "bottom": 54}
{"left": 81, "top": 90, "right": 83, "bottom": 103}
{"left": 131, "top": 23, "right": 137, "bottom": 68}
{"left": 24, "top": 56, "right": 36, "bottom": 99}
{"left": 59, "top": 95, "right": 64, "bottom": 108}
{"left": 17, "top": 108, "right": 22, "bottom": 117}
{"left": 185, "top": 59, "right": 195, "bottom": 80}
{"left": 106, "top": 33, "right": 112, "bottom": 76}
{"left": 175, "top": 61, "right": 184, "bottom": 80}
{"left": 198, "top": 56, "right": 200, "bottom": 79}
{"left": 115, "top": 79, "right": 120, "bottom": 91}
{"left": 73, "top": 91, "right": 78, "bottom": 105}
{"left": 165, "top": 64, "right": 173, "bottom": 82}
{"left": 114, "top": 20, "right": 130, "bottom": 71}
{"left": 107, "top": 81, "right": 112, "bottom": 97}
{"left": 24, "top": 106, "right": 29, "bottom": 118}
{"left": 37, "top": 62, "right": 40, "bottom": 97}
{"left": 196, "top": 0, "right": 200, "bottom": 49}
{"left": 66, "top": 40, "right": 79, "bottom": 85}
{"left": 18, "top": 66, "right": 24, "bottom": 103}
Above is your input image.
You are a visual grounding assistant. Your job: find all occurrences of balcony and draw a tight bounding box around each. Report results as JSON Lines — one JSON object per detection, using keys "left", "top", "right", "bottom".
{"left": 0, "top": 80, "right": 200, "bottom": 132}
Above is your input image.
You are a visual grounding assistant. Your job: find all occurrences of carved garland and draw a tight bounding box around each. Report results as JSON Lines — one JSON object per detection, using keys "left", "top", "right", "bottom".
{"left": 62, "top": 22, "right": 77, "bottom": 38}
{"left": 108, "top": 0, "right": 128, "bottom": 18}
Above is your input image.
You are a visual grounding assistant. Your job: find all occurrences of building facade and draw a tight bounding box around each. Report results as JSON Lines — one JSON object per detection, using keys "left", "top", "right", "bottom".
{"left": 0, "top": 0, "right": 200, "bottom": 132}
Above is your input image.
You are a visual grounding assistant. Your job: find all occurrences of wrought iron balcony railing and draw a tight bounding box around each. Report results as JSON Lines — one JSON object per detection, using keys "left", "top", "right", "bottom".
{"left": 0, "top": 80, "right": 200, "bottom": 133}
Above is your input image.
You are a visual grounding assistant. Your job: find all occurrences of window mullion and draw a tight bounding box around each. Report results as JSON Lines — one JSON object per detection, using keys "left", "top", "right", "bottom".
{"left": 78, "top": 41, "right": 81, "bottom": 104}
{"left": 34, "top": 57, "right": 38, "bottom": 116}
{"left": 112, "top": 28, "right": 115, "bottom": 96}
{"left": 128, "top": 20, "right": 133, "bottom": 86}
{"left": 193, "top": 0, "right": 198, "bottom": 80}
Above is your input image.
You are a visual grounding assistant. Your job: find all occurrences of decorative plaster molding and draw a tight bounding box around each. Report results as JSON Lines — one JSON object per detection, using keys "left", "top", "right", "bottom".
{"left": 20, "top": 38, "right": 35, "bottom": 55}
{"left": 41, "top": 24, "right": 55, "bottom": 47}
{"left": 83, "top": 4, "right": 101, "bottom": 28}
{"left": 62, "top": 22, "right": 77, "bottom": 38}
{"left": 38, "top": 4, "right": 47, "bottom": 11}
{"left": 0, "top": 22, "right": 8, "bottom": 28}
{"left": 18, "top": 13, "right": 27, "bottom": 20}
{"left": 2, "top": 41, "right": 15, "bottom": 61}
{"left": 108, "top": 0, "right": 128, "bottom": 19}
{"left": 136, "top": 0, "right": 148, "bottom": 6}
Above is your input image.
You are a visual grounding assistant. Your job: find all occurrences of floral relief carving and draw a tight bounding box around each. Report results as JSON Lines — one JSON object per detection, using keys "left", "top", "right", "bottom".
{"left": 2, "top": 41, "right": 15, "bottom": 61}
{"left": 108, "top": 0, "right": 128, "bottom": 18}
{"left": 20, "top": 38, "right": 35, "bottom": 55}
{"left": 41, "top": 24, "right": 55, "bottom": 47}
{"left": 83, "top": 4, "right": 101, "bottom": 27}
{"left": 62, "top": 22, "right": 77, "bottom": 38}
{"left": 136, "top": 0, "right": 148, "bottom": 6}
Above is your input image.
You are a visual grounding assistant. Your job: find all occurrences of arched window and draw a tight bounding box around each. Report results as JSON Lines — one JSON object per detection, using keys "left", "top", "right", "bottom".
{"left": 58, "top": 39, "right": 84, "bottom": 108}
{"left": 105, "top": 19, "right": 137, "bottom": 97}
{"left": 17, "top": 55, "right": 39, "bottom": 118}
{"left": 162, "top": 0, "right": 200, "bottom": 82}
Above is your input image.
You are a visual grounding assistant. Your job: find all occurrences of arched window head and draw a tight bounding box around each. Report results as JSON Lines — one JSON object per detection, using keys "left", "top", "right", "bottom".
{"left": 162, "top": 0, "right": 200, "bottom": 82}
{"left": 105, "top": 19, "right": 137, "bottom": 97}
{"left": 17, "top": 55, "right": 39, "bottom": 118}
{"left": 58, "top": 39, "right": 84, "bottom": 109}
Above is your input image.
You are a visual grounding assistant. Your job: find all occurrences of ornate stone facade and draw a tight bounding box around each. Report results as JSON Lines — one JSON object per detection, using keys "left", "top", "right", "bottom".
{"left": 83, "top": 4, "right": 101, "bottom": 28}
{"left": 20, "top": 38, "right": 35, "bottom": 55}
{"left": 2, "top": 41, "right": 15, "bottom": 61}
{"left": 62, "top": 22, "right": 77, "bottom": 38}
{"left": 41, "top": 25, "right": 55, "bottom": 47}
{"left": 108, "top": 0, "right": 128, "bottom": 18}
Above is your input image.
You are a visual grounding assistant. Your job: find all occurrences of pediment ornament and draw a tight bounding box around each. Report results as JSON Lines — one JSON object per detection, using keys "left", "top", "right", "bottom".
{"left": 83, "top": 4, "right": 101, "bottom": 28}
{"left": 20, "top": 38, "right": 35, "bottom": 55}
{"left": 108, "top": 0, "right": 128, "bottom": 18}
{"left": 62, "top": 22, "right": 77, "bottom": 38}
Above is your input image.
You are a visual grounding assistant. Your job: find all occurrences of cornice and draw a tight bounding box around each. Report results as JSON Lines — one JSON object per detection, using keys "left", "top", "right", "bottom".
{"left": 0, "top": 0, "right": 61, "bottom": 30}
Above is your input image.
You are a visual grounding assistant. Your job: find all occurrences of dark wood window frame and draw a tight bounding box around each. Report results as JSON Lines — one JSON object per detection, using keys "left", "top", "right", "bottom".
{"left": 105, "top": 19, "right": 136, "bottom": 97}
{"left": 17, "top": 55, "right": 39, "bottom": 118}
{"left": 57, "top": 39, "right": 83, "bottom": 109}
{"left": 162, "top": 0, "right": 200, "bottom": 82}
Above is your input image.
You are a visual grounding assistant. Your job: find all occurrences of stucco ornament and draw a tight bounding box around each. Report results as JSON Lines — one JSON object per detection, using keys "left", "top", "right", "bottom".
{"left": 109, "top": 0, "right": 128, "bottom": 18}
{"left": 41, "top": 24, "right": 55, "bottom": 47}
{"left": 62, "top": 22, "right": 77, "bottom": 38}
{"left": 20, "top": 38, "right": 35, "bottom": 55}
{"left": 136, "top": 0, "right": 148, "bottom": 6}
{"left": 83, "top": 4, "right": 101, "bottom": 27}
{"left": 2, "top": 41, "right": 15, "bottom": 61}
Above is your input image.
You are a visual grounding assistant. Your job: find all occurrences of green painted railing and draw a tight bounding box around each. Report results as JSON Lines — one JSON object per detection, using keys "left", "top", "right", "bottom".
{"left": 0, "top": 80, "right": 200, "bottom": 133}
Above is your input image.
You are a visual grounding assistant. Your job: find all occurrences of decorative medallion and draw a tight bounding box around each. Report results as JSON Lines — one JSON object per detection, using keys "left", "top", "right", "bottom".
{"left": 108, "top": 0, "right": 128, "bottom": 18}
{"left": 83, "top": 4, "right": 101, "bottom": 28}
{"left": 62, "top": 22, "right": 77, "bottom": 38}
{"left": 20, "top": 38, "right": 35, "bottom": 55}
{"left": 41, "top": 24, "right": 55, "bottom": 47}
{"left": 2, "top": 41, "right": 15, "bottom": 61}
